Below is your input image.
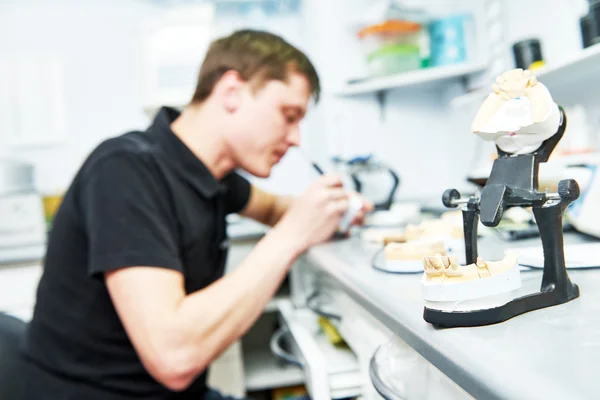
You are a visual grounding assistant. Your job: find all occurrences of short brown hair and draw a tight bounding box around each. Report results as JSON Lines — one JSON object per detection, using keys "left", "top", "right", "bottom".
{"left": 191, "top": 29, "right": 320, "bottom": 104}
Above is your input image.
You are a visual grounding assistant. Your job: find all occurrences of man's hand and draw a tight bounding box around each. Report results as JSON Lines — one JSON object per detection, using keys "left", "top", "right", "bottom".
{"left": 349, "top": 192, "right": 374, "bottom": 226}
{"left": 272, "top": 173, "right": 352, "bottom": 253}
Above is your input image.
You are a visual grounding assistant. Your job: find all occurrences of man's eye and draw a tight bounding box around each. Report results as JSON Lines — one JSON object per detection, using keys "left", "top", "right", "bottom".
{"left": 286, "top": 115, "right": 298, "bottom": 124}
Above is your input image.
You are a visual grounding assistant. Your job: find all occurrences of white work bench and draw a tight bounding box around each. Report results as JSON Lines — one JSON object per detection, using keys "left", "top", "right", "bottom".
{"left": 295, "top": 231, "right": 600, "bottom": 400}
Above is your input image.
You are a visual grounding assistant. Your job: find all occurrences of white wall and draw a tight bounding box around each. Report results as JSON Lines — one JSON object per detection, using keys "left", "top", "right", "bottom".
{"left": 301, "top": 0, "right": 486, "bottom": 200}
{"left": 0, "top": 0, "right": 157, "bottom": 194}
{"left": 0, "top": 0, "right": 313, "bottom": 197}
{"left": 504, "top": 0, "right": 588, "bottom": 63}
{"left": 502, "top": 0, "right": 600, "bottom": 152}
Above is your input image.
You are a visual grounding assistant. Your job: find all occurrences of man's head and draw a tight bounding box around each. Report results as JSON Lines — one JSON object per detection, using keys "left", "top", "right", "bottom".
{"left": 190, "top": 30, "right": 320, "bottom": 178}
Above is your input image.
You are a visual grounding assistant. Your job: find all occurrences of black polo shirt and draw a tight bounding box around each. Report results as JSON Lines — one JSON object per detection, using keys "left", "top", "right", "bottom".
{"left": 20, "top": 107, "right": 251, "bottom": 399}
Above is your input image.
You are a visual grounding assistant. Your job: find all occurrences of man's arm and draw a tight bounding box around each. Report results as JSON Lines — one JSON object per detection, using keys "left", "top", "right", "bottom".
{"left": 96, "top": 165, "right": 349, "bottom": 392}
{"left": 239, "top": 184, "right": 294, "bottom": 226}
{"left": 106, "top": 227, "right": 299, "bottom": 391}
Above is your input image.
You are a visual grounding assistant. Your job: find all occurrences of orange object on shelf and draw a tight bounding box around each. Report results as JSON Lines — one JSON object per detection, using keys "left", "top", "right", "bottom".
{"left": 358, "top": 19, "right": 421, "bottom": 38}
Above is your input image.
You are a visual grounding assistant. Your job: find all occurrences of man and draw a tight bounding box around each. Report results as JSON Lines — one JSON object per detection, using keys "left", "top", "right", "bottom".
{"left": 19, "top": 30, "right": 371, "bottom": 399}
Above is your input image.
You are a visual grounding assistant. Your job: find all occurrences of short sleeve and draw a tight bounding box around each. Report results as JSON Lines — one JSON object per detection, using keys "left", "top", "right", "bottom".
{"left": 80, "top": 154, "right": 183, "bottom": 278}
{"left": 221, "top": 171, "right": 251, "bottom": 215}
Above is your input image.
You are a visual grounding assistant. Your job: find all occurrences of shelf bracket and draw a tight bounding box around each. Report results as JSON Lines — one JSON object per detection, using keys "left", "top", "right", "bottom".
{"left": 459, "top": 75, "right": 469, "bottom": 91}
{"left": 375, "top": 90, "right": 387, "bottom": 121}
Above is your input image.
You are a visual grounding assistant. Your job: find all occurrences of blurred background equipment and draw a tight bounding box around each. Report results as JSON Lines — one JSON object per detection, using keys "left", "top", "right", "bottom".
{"left": 512, "top": 38, "right": 545, "bottom": 71}
{"left": 580, "top": 0, "right": 600, "bottom": 48}
{"left": 0, "top": 159, "right": 46, "bottom": 264}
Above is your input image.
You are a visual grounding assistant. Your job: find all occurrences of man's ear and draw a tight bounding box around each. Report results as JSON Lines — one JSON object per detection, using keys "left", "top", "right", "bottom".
{"left": 216, "top": 70, "right": 244, "bottom": 113}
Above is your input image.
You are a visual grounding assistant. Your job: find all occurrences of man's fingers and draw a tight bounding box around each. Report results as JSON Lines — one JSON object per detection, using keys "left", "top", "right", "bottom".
{"left": 327, "top": 198, "right": 349, "bottom": 215}
{"left": 319, "top": 173, "right": 344, "bottom": 188}
{"left": 349, "top": 192, "right": 374, "bottom": 212}
{"left": 351, "top": 210, "right": 366, "bottom": 226}
{"left": 326, "top": 188, "right": 349, "bottom": 201}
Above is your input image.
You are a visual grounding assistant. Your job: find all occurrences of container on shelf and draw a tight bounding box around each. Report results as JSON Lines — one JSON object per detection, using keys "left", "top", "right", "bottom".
{"left": 358, "top": 20, "right": 423, "bottom": 77}
{"left": 580, "top": 2, "right": 600, "bottom": 48}
{"left": 428, "top": 14, "right": 474, "bottom": 67}
{"left": 366, "top": 44, "right": 421, "bottom": 77}
{"left": 512, "top": 38, "right": 545, "bottom": 71}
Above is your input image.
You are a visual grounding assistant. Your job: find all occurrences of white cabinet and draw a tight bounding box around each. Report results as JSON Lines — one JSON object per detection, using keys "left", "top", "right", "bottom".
{"left": 0, "top": 264, "right": 42, "bottom": 322}
{"left": 332, "top": 291, "right": 472, "bottom": 400}
{"left": 240, "top": 309, "right": 304, "bottom": 394}
{"left": 274, "top": 300, "right": 363, "bottom": 400}
{"left": 292, "top": 259, "right": 473, "bottom": 400}
{"left": 216, "top": 227, "right": 305, "bottom": 396}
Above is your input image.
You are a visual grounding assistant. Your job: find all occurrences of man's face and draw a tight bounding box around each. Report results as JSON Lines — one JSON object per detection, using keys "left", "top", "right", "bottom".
{"left": 225, "top": 72, "right": 311, "bottom": 178}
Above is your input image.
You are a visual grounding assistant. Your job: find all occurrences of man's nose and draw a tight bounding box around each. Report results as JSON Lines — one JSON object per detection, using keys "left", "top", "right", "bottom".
{"left": 287, "top": 126, "right": 301, "bottom": 147}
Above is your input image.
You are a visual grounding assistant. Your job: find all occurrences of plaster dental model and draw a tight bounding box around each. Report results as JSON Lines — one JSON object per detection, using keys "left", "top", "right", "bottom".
{"left": 360, "top": 228, "right": 406, "bottom": 244}
{"left": 427, "top": 67, "right": 580, "bottom": 326}
{"left": 421, "top": 252, "right": 522, "bottom": 311}
{"left": 471, "top": 68, "right": 561, "bottom": 155}
{"left": 385, "top": 240, "right": 446, "bottom": 260}
{"left": 404, "top": 218, "right": 463, "bottom": 241}
{"left": 384, "top": 239, "right": 446, "bottom": 271}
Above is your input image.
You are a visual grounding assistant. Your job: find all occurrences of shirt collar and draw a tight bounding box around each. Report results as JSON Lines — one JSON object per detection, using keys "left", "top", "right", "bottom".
{"left": 146, "top": 106, "right": 221, "bottom": 198}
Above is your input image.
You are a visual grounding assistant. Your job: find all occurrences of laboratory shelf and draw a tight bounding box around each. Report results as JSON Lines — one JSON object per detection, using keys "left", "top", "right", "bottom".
{"left": 451, "top": 43, "right": 600, "bottom": 107}
{"left": 336, "top": 62, "right": 487, "bottom": 96}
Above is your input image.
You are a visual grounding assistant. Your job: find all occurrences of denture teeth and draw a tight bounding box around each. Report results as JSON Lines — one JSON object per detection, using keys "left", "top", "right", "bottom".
{"left": 449, "top": 256, "right": 460, "bottom": 270}
{"left": 430, "top": 255, "right": 444, "bottom": 271}
{"left": 441, "top": 256, "right": 450, "bottom": 268}
{"left": 529, "top": 76, "right": 538, "bottom": 86}
{"left": 476, "top": 257, "right": 487, "bottom": 268}
{"left": 424, "top": 256, "right": 444, "bottom": 276}
{"left": 443, "top": 256, "right": 463, "bottom": 276}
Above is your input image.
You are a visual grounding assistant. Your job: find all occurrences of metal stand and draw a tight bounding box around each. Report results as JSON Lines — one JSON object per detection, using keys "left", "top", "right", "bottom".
{"left": 425, "top": 107, "right": 580, "bottom": 327}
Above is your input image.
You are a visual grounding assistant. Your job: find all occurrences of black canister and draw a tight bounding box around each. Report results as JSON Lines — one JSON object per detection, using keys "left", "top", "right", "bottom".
{"left": 512, "top": 38, "right": 544, "bottom": 70}
{"left": 580, "top": 3, "right": 600, "bottom": 48}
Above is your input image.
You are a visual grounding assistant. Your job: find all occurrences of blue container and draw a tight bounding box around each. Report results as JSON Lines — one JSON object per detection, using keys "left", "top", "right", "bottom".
{"left": 428, "top": 14, "right": 471, "bottom": 66}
